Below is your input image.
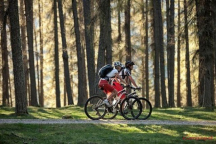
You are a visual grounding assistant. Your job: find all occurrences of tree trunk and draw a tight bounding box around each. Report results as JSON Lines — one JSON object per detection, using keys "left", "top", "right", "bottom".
{"left": 166, "top": 0, "right": 170, "bottom": 104}
{"left": 83, "top": 0, "right": 96, "bottom": 97}
{"left": 1, "top": 0, "right": 9, "bottom": 106}
{"left": 118, "top": 0, "right": 122, "bottom": 43}
{"left": 125, "top": 0, "right": 131, "bottom": 61}
{"left": 152, "top": 0, "right": 161, "bottom": 108}
{"left": 95, "top": 0, "right": 111, "bottom": 96}
{"left": 8, "top": 0, "right": 28, "bottom": 114}
{"left": 58, "top": 0, "right": 74, "bottom": 105}
{"left": 196, "top": 0, "right": 204, "bottom": 107}
{"left": 72, "top": 0, "right": 88, "bottom": 105}
{"left": 212, "top": 0, "right": 216, "bottom": 108}
{"left": 167, "top": 0, "right": 175, "bottom": 107}
{"left": 24, "top": 0, "right": 38, "bottom": 106}
{"left": 202, "top": 0, "right": 214, "bottom": 110}
{"left": 38, "top": 0, "right": 44, "bottom": 107}
{"left": 19, "top": 0, "right": 28, "bottom": 105}
{"left": 106, "top": 0, "right": 112, "bottom": 64}
{"left": 145, "top": 0, "right": 149, "bottom": 106}
{"left": 197, "top": 0, "right": 214, "bottom": 110}
{"left": 34, "top": 27, "right": 40, "bottom": 106}
{"left": 54, "top": 0, "right": 61, "bottom": 108}
{"left": 184, "top": 0, "right": 192, "bottom": 106}
{"left": 160, "top": 0, "right": 168, "bottom": 108}
{"left": 177, "top": 0, "right": 181, "bottom": 107}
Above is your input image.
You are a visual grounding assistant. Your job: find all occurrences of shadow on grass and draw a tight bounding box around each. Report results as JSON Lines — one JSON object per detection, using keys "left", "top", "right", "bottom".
{"left": 0, "top": 123, "right": 216, "bottom": 144}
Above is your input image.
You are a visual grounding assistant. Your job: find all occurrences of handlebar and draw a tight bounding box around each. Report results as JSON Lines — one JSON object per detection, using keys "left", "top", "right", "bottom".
{"left": 121, "top": 84, "right": 142, "bottom": 91}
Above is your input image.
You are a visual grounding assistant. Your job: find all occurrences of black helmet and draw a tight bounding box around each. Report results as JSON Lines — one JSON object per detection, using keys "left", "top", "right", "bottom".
{"left": 125, "top": 61, "right": 134, "bottom": 68}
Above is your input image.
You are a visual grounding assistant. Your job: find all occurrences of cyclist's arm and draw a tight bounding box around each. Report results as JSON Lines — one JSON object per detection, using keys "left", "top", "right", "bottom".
{"left": 115, "top": 73, "right": 127, "bottom": 85}
{"left": 128, "top": 75, "right": 138, "bottom": 88}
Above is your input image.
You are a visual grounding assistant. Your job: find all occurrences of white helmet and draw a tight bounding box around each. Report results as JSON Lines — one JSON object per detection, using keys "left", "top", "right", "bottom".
{"left": 114, "top": 61, "right": 122, "bottom": 67}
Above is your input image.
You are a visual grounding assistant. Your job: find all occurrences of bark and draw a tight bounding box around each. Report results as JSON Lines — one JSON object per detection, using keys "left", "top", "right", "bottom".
{"left": 38, "top": 0, "right": 44, "bottom": 107}
{"left": 145, "top": 0, "right": 149, "bottom": 106}
{"left": 8, "top": 0, "right": 28, "bottom": 114}
{"left": 196, "top": 0, "right": 204, "bottom": 107}
{"left": 54, "top": 0, "right": 61, "bottom": 108}
{"left": 19, "top": 0, "right": 28, "bottom": 104}
{"left": 58, "top": 0, "right": 74, "bottom": 105}
{"left": 177, "top": 0, "right": 181, "bottom": 107}
{"left": 83, "top": 0, "right": 96, "bottom": 97}
{"left": 24, "top": 0, "right": 38, "bottom": 106}
{"left": 184, "top": 0, "right": 192, "bottom": 106}
{"left": 212, "top": 0, "right": 216, "bottom": 107}
{"left": 1, "top": 0, "right": 9, "bottom": 106}
{"left": 197, "top": 0, "right": 214, "bottom": 110}
{"left": 95, "top": 0, "right": 111, "bottom": 95}
{"left": 167, "top": 0, "right": 175, "bottom": 107}
{"left": 152, "top": 0, "right": 161, "bottom": 108}
{"left": 72, "top": 0, "right": 88, "bottom": 105}
{"left": 125, "top": 0, "right": 131, "bottom": 61}
{"left": 160, "top": 3, "right": 168, "bottom": 108}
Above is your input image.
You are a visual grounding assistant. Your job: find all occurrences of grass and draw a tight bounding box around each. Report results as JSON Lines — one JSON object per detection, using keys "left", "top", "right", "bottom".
{"left": 0, "top": 124, "right": 215, "bottom": 144}
{"left": 0, "top": 105, "right": 216, "bottom": 121}
{"left": 0, "top": 106, "right": 216, "bottom": 143}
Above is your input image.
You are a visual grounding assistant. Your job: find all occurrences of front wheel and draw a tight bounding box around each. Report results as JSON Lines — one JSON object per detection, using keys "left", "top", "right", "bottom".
{"left": 120, "top": 96, "right": 142, "bottom": 120}
{"left": 84, "top": 96, "right": 106, "bottom": 120}
{"left": 134, "top": 97, "right": 152, "bottom": 120}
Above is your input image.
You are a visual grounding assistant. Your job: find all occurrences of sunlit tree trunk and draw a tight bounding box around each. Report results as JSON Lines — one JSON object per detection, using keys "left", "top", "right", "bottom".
{"left": 8, "top": 0, "right": 28, "bottom": 114}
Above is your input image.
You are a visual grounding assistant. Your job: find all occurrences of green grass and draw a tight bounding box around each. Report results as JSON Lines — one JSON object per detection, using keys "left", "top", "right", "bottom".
{"left": 0, "top": 124, "right": 215, "bottom": 144}
{"left": 0, "top": 106, "right": 215, "bottom": 121}
{"left": 0, "top": 106, "right": 216, "bottom": 143}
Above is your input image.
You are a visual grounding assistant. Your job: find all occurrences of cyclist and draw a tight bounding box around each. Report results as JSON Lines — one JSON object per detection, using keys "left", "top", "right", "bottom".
{"left": 98, "top": 65, "right": 127, "bottom": 107}
{"left": 122, "top": 61, "right": 139, "bottom": 88}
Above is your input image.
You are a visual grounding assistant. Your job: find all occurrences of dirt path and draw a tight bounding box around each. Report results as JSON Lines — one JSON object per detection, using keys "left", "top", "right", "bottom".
{"left": 1, "top": 119, "right": 216, "bottom": 125}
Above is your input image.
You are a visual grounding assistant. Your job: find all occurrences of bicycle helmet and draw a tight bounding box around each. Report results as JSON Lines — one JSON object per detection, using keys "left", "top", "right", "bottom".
{"left": 125, "top": 61, "right": 135, "bottom": 68}
{"left": 114, "top": 61, "right": 122, "bottom": 67}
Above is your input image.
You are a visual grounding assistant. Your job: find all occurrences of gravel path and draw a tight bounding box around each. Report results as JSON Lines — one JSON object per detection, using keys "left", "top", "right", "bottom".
{"left": 1, "top": 119, "right": 216, "bottom": 125}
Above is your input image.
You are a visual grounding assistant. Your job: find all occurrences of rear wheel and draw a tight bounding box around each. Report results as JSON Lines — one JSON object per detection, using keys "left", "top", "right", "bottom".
{"left": 84, "top": 96, "right": 106, "bottom": 120}
{"left": 120, "top": 96, "right": 142, "bottom": 120}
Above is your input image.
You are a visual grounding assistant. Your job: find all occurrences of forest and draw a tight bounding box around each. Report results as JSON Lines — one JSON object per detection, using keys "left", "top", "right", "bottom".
{"left": 0, "top": 0, "right": 215, "bottom": 114}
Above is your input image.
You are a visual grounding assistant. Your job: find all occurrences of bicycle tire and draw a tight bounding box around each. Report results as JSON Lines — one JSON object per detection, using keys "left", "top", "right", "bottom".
{"left": 120, "top": 96, "right": 142, "bottom": 120}
{"left": 132, "top": 97, "right": 152, "bottom": 120}
{"left": 84, "top": 96, "right": 106, "bottom": 120}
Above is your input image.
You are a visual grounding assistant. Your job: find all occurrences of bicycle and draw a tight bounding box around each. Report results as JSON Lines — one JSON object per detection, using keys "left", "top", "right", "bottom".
{"left": 84, "top": 85, "right": 143, "bottom": 120}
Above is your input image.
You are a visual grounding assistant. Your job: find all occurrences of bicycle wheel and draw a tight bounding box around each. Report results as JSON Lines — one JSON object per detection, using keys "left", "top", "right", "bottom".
{"left": 120, "top": 96, "right": 142, "bottom": 120}
{"left": 84, "top": 96, "right": 106, "bottom": 120}
{"left": 133, "top": 97, "right": 152, "bottom": 120}
{"left": 102, "top": 98, "right": 118, "bottom": 119}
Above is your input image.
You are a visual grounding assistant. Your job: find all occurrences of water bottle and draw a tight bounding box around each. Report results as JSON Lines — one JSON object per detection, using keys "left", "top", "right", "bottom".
{"left": 112, "top": 99, "right": 117, "bottom": 105}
